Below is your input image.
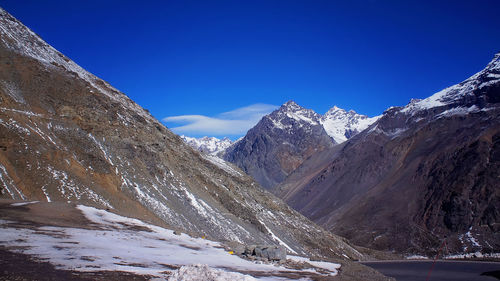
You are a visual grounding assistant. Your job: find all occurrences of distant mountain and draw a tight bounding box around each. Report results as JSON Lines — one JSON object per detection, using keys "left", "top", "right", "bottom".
{"left": 223, "top": 101, "right": 335, "bottom": 189}
{"left": 276, "top": 53, "right": 500, "bottom": 257}
{"left": 181, "top": 135, "right": 233, "bottom": 156}
{"left": 320, "top": 106, "right": 380, "bottom": 144}
{"left": 223, "top": 101, "right": 379, "bottom": 189}
{"left": 0, "top": 6, "right": 369, "bottom": 264}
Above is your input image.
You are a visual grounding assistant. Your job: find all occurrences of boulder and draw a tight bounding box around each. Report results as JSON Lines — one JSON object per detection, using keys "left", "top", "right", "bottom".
{"left": 245, "top": 245, "right": 286, "bottom": 261}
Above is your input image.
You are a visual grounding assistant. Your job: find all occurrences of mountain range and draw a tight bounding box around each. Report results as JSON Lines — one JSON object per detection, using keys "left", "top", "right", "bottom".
{"left": 183, "top": 55, "right": 500, "bottom": 257}
{"left": 275, "top": 53, "right": 500, "bottom": 256}
{"left": 1, "top": 4, "right": 498, "bottom": 279}
{"left": 186, "top": 101, "right": 379, "bottom": 189}
{"left": 0, "top": 7, "right": 393, "bottom": 280}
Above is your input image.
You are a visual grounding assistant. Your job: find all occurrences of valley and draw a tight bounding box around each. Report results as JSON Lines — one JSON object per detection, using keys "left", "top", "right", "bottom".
{"left": 1, "top": 3, "right": 499, "bottom": 281}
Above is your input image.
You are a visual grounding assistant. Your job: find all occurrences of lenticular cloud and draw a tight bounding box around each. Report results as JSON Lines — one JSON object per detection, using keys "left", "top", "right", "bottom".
{"left": 163, "top": 103, "right": 277, "bottom": 136}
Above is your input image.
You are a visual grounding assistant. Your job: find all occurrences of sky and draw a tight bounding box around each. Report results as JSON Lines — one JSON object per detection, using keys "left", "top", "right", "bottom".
{"left": 1, "top": 0, "right": 499, "bottom": 139}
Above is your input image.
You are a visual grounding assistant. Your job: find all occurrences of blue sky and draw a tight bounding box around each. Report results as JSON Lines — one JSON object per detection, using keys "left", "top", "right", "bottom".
{"left": 1, "top": 0, "right": 499, "bottom": 139}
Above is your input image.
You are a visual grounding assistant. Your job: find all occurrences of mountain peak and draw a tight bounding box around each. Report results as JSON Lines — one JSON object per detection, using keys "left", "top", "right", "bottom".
{"left": 280, "top": 100, "right": 302, "bottom": 112}
{"left": 320, "top": 106, "right": 380, "bottom": 144}
{"left": 268, "top": 101, "right": 320, "bottom": 129}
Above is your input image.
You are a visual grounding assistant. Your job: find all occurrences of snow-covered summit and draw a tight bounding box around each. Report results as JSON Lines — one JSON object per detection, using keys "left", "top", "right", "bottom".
{"left": 182, "top": 135, "right": 233, "bottom": 155}
{"left": 266, "top": 100, "right": 321, "bottom": 130}
{"left": 266, "top": 101, "right": 380, "bottom": 144}
{"left": 320, "top": 106, "right": 381, "bottom": 144}
{"left": 401, "top": 53, "right": 500, "bottom": 115}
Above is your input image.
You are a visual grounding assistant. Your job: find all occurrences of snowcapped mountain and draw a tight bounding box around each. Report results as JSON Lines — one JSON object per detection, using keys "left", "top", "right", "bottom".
{"left": 264, "top": 101, "right": 379, "bottom": 145}
{"left": 181, "top": 135, "right": 233, "bottom": 155}
{"left": 266, "top": 100, "right": 322, "bottom": 130}
{"left": 320, "top": 106, "right": 380, "bottom": 144}
{"left": 277, "top": 53, "right": 500, "bottom": 257}
{"left": 222, "top": 100, "right": 379, "bottom": 189}
{"left": 223, "top": 101, "right": 335, "bottom": 189}
{"left": 0, "top": 7, "right": 372, "bottom": 274}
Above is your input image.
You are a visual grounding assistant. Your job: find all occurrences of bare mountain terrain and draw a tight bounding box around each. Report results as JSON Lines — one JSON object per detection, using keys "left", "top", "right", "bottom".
{"left": 276, "top": 53, "right": 500, "bottom": 257}
{"left": 0, "top": 7, "right": 389, "bottom": 278}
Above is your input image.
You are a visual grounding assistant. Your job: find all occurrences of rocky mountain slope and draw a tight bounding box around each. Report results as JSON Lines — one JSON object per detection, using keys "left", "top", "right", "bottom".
{"left": 181, "top": 135, "right": 233, "bottom": 156}
{"left": 222, "top": 101, "right": 378, "bottom": 190}
{"left": 276, "top": 53, "right": 500, "bottom": 257}
{"left": 0, "top": 7, "right": 369, "bottom": 265}
{"left": 223, "top": 101, "right": 335, "bottom": 189}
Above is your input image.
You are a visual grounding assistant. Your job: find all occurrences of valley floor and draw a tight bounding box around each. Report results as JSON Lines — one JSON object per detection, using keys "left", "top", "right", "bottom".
{"left": 1, "top": 200, "right": 379, "bottom": 280}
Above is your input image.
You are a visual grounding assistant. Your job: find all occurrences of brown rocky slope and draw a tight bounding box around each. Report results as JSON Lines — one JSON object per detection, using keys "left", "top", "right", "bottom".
{"left": 276, "top": 53, "right": 500, "bottom": 257}
{"left": 0, "top": 6, "right": 372, "bottom": 264}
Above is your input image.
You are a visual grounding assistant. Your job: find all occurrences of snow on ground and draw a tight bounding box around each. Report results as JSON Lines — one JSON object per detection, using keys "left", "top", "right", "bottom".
{"left": 0, "top": 204, "right": 339, "bottom": 279}
{"left": 405, "top": 255, "right": 429, "bottom": 260}
{"left": 287, "top": 255, "right": 340, "bottom": 276}
{"left": 444, "top": 252, "right": 500, "bottom": 259}
{"left": 167, "top": 264, "right": 256, "bottom": 281}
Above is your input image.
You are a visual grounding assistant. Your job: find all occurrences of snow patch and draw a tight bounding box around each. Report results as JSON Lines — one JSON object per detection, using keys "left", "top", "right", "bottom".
{"left": 287, "top": 255, "right": 340, "bottom": 276}
{"left": 202, "top": 154, "right": 242, "bottom": 176}
{"left": 11, "top": 201, "right": 39, "bottom": 207}
{"left": 405, "top": 255, "right": 429, "bottom": 260}
{"left": 168, "top": 264, "right": 256, "bottom": 281}
{"left": 0, "top": 205, "right": 324, "bottom": 279}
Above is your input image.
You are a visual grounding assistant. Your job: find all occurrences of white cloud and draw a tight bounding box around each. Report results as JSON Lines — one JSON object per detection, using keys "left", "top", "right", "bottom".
{"left": 162, "top": 104, "right": 278, "bottom": 137}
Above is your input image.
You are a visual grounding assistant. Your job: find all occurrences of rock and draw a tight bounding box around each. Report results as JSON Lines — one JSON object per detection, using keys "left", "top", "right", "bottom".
{"left": 244, "top": 245, "right": 286, "bottom": 261}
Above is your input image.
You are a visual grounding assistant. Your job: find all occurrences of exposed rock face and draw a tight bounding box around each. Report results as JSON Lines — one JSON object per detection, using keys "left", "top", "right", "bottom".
{"left": 223, "top": 101, "right": 335, "bottom": 190}
{"left": 0, "top": 7, "right": 364, "bottom": 261}
{"left": 277, "top": 53, "right": 500, "bottom": 256}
